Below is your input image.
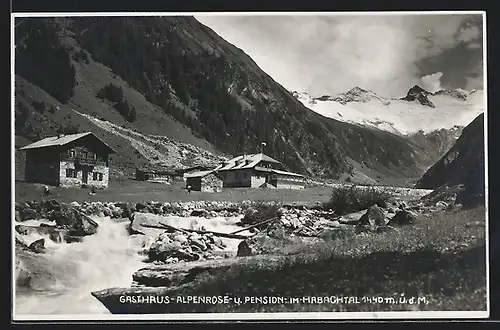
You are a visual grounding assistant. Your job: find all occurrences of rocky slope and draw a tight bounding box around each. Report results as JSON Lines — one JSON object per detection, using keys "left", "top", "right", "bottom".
{"left": 13, "top": 16, "right": 436, "bottom": 185}
{"left": 415, "top": 113, "right": 485, "bottom": 206}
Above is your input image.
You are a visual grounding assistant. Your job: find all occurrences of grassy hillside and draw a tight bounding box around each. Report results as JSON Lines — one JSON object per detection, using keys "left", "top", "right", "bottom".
{"left": 14, "top": 16, "right": 433, "bottom": 185}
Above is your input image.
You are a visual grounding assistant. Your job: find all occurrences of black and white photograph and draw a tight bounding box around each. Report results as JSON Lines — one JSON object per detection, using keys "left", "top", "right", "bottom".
{"left": 12, "top": 11, "right": 488, "bottom": 320}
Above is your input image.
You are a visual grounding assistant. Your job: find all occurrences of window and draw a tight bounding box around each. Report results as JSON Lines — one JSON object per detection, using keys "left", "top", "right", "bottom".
{"left": 93, "top": 154, "right": 97, "bottom": 160}
{"left": 68, "top": 150, "right": 75, "bottom": 158}
{"left": 93, "top": 172, "right": 103, "bottom": 181}
{"left": 66, "top": 168, "right": 77, "bottom": 178}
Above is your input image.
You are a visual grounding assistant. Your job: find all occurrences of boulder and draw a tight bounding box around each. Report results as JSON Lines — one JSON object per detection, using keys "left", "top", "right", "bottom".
{"left": 15, "top": 225, "right": 67, "bottom": 243}
{"left": 28, "top": 238, "right": 46, "bottom": 253}
{"left": 435, "top": 201, "right": 448, "bottom": 210}
{"left": 388, "top": 210, "right": 417, "bottom": 226}
{"left": 129, "top": 212, "right": 164, "bottom": 238}
{"left": 355, "top": 205, "right": 388, "bottom": 232}
{"left": 241, "top": 207, "right": 257, "bottom": 225}
{"left": 190, "top": 209, "right": 208, "bottom": 217}
{"left": 237, "top": 223, "right": 298, "bottom": 257}
{"left": 148, "top": 241, "right": 199, "bottom": 262}
{"left": 48, "top": 204, "right": 98, "bottom": 236}
{"left": 19, "top": 207, "right": 39, "bottom": 221}
{"left": 15, "top": 258, "right": 32, "bottom": 288}
{"left": 135, "top": 202, "right": 150, "bottom": 213}
{"left": 41, "top": 199, "right": 62, "bottom": 212}
{"left": 376, "top": 200, "right": 388, "bottom": 208}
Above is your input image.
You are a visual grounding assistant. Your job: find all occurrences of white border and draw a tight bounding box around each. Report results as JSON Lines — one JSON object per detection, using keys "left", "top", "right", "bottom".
{"left": 11, "top": 11, "right": 489, "bottom": 322}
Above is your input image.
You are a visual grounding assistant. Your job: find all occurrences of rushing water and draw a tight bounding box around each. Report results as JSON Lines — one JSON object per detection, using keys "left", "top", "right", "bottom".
{"left": 14, "top": 214, "right": 243, "bottom": 316}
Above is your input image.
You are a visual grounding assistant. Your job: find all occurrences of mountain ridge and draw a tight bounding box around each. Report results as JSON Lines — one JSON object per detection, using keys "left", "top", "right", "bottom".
{"left": 13, "top": 16, "right": 472, "bottom": 187}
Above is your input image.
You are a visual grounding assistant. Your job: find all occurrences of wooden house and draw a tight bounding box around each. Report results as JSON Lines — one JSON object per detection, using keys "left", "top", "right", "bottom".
{"left": 135, "top": 165, "right": 176, "bottom": 183}
{"left": 19, "top": 132, "right": 116, "bottom": 188}
{"left": 215, "top": 153, "right": 305, "bottom": 189}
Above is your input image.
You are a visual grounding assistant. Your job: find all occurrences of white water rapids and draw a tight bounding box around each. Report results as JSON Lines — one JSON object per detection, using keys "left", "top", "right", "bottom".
{"left": 14, "top": 214, "right": 243, "bottom": 316}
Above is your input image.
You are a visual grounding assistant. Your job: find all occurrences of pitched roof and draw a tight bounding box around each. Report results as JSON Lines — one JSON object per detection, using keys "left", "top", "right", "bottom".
{"left": 185, "top": 170, "right": 218, "bottom": 178}
{"left": 19, "top": 132, "right": 116, "bottom": 153}
{"left": 218, "top": 153, "right": 282, "bottom": 171}
{"left": 271, "top": 169, "right": 304, "bottom": 178}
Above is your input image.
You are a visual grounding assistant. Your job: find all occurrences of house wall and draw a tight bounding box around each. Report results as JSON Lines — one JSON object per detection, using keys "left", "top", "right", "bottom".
{"left": 201, "top": 174, "right": 223, "bottom": 193}
{"left": 59, "top": 161, "right": 110, "bottom": 188}
{"left": 269, "top": 174, "right": 305, "bottom": 190}
{"left": 25, "top": 149, "right": 60, "bottom": 186}
{"left": 250, "top": 172, "right": 266, "bottom": 188}
{"left": 186, "top": 177, "right": 201, "bottom": 191}
{"left": 221, "top": 169, "right": 252, "bottom": 188}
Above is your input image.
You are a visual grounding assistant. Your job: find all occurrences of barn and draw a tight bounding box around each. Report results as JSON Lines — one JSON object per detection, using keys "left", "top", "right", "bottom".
{"left": 135, "top": 165, "right": 177, "bottom": 184}
{"left": 185, "top": 170, "right": 223, "bottom": 193}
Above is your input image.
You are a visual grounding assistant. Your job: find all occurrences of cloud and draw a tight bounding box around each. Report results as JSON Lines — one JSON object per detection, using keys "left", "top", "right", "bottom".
{"left": 421, "top": 72, "right": 443, "bottom": 93}
{"left": 456, "top": 26, "right": 480, "bottom": 43}
{"left": 195, "top": 14, "right": 484, "bottom": 97}
{"left": 467, "top": 42, "right": 481, "bottom": 49}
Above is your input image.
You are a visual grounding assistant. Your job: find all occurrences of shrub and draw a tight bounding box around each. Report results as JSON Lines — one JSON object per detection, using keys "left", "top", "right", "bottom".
{"left": 322, "top": 184, "right": 391, "bottom": 215}
{"left": 32, "top": 100, "right": 46, "bottom": 114}
{"left": 97, "top": 83, "right": 124, "bottom": 103}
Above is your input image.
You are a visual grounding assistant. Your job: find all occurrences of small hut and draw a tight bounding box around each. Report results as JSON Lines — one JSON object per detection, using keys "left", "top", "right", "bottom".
{"left": 185, "top": 170, "right": 223, "bottom": 193}
{"left": 135, "top": 165, "right": 175, "bottom": 184}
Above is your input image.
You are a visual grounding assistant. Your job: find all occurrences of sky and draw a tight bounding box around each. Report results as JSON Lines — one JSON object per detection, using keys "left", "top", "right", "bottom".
{"left": 195, "top": 13, "right": 484, "bottom": 98}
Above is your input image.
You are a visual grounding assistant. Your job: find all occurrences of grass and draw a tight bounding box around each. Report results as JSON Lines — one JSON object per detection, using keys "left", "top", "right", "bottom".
{"left": 106, "top": 206, "right": 486, "bottom": 313}
{"left": 322, "top": 184, "right": 392, "bottom": 215}
{"left": 14, "top": 179, "right": 333, "bottom": 206}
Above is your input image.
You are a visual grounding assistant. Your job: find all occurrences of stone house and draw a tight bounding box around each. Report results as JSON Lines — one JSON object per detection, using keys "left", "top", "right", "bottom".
{"left": 215, "top": 153, "right": 305, "bottom": 189}
{"left": 19, "top": 132, "right": 116, "bottom": 189}
{"left": 185, "top": 170, "right": 223, "bottom": 193}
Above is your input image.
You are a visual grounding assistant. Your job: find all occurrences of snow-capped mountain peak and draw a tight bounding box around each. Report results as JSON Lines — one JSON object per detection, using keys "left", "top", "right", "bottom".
{"left": 293, "top": 85, "right": 485, "bottom": 136}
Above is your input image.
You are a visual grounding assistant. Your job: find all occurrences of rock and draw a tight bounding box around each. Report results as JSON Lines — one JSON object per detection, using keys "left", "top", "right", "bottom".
{"left": 15, "top": 225, "right": 68, "bottom": 243}
{"left": 435, "top": 201, "right": 448, "bottom": 209}
{"left": 129, "top": 212, "right": 163, "bottom": 237}
{"left": 398, "top": 201, "right": 408, "bottom": 210}
{"left": 241, "top": 207, "right": 257, "bottom": 225}
{"left": 376, "top": 200, "right": 388, "bottom": 208}
{"left": 48, "top": 204, "right": 98, "bottom": 236}
{"left": 173, "top": 234, "right": 188, "bottom": 244}
{"left": 148, "top": 241, "right": 199, "bottom": 262}
{"left": 237, "top": 232, "right": 300, "bottom": 257}
{"left": 388, "top": 207, "right": 397, "bottom": 214}
{"left": 15, "top": 210, "right": 22, "bottom": 222}
{"left": 135, "top": 202, "right": 149, "bottom": 213}
{"left": 19, "top": 207, "right": 39, "bottom": 221}
{"left": 102, "top": 207, "right": 113, "bottom": 217}
{"left": 111, "top": 209, "right": 122, "bottom": 218}
{"left": 190, "top": 239, "right": 207, "bottom": 251}
{"left": 15, "top": 258, "right": 31, "bottom": 288}
{"left": 388, "top": 210, "right": 417, "bottom": 226}
{"left": 28, "top": 238, "right": 46, "bottom": 253}
{"left": 355, "top": 205, "right": 387, "bottom": 232}
{"left": 41, "top": 199, "right": 61, "bottom": 212}
{"left": 70, "top": 201, "right": 80, "bottom": 207}
{"left": 266, "top": 221, "right": 286, "bottom": 239}
{"left": 190, "top": 209, "right": 208, "bottom": 217}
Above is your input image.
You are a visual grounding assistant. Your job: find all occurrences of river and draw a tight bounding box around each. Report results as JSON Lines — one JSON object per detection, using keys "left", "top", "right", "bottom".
{"left": 14, "top": 214, "right": 243, "bottom": 316}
